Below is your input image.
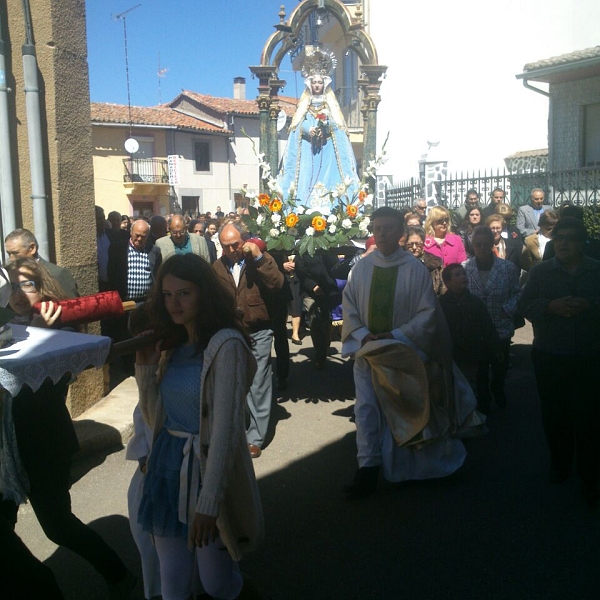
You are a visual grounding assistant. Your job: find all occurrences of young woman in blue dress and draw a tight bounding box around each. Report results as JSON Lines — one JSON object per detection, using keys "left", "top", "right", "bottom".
{"left": 135, "top": 253, "right": 263, "bottom": 600}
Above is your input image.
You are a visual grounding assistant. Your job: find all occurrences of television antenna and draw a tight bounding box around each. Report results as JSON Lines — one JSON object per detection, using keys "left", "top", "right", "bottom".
{"left": 112, "top": 4, "right": 142, "bottom": 153}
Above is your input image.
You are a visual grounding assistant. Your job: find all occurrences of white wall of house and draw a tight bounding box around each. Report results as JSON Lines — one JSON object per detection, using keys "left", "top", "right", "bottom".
{"left": 550, "top": 76, "right": 600, "bottom": 170}
{"left": 169, "top": 117, "right": 262, "bottom": 214}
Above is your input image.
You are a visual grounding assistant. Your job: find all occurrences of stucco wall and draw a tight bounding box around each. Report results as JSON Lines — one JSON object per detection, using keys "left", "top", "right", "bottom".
{"left": 93, "top": 125, "right": 170, "bottom": 216}
{"left": 550, "top": 75, "right": 600, "bottom": 170}
{"left": 5, "top": 0, "right": 103, "bottom": 416}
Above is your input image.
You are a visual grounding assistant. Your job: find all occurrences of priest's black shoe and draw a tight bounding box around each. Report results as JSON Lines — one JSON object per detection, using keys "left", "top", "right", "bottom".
{"left": 343, "top": 466, "right": 380, "bottom": 497}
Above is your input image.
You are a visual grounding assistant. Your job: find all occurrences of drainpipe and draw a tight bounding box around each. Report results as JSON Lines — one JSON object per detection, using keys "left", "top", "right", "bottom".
{"left": 21, "top": 0, "right": 50, "bottom": 259}
{"left": 0, "top": 10, "right": 17, "bottom": 238}
{"left": 520, "top": 78, "right": 553, "bottom": 174}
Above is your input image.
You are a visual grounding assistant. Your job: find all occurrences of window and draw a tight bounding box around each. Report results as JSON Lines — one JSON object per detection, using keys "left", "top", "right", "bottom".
{"left": 194, "top": 141, "right": 210, "bottom": 172}
{"left": 182, "top": 196, "right": 199, "bottom": 216}
{"left": 341, "top": 49, "right": 358, "bottom": 108}
{"left": 584, "top": 103, "right": 600, "bottom": 167}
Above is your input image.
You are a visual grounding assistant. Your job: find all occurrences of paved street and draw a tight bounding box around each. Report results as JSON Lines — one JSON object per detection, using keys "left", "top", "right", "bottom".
{"left": 15, "top": 324, "right": 600, "bottom": 600}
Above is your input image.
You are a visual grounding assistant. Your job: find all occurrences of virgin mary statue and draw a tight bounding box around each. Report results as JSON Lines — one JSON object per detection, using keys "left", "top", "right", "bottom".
{"left": 277, "top": 49, "right": 359, "bottom": 210}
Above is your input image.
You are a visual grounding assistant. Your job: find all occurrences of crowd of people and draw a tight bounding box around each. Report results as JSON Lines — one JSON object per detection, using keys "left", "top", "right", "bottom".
{"left": 0, "top": 185, "right": 598, "bottom": 599}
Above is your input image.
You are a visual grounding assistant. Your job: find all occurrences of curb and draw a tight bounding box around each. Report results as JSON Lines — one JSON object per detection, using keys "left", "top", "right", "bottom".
{"left": 73, "top": 376, "right": 138, "bottom": 458}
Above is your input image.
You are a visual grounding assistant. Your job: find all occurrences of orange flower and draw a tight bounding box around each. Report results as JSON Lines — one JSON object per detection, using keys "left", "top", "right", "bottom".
{"left": 258, "top": 193, "right": 270, "bottom": 206}
{"left": 358, "top": 190, "right": 367, "bottom": 202}
{"left": 286, "top": 213, "right": 299, "bottom": 228}
{"left": 312, "top": 216, "right": 326, "bottom": 232}
{"left": 346, "top": 204, "right": 358, "bottom": 217}
{"left": 270, "top": 198, "right": 283, "bottom": 212}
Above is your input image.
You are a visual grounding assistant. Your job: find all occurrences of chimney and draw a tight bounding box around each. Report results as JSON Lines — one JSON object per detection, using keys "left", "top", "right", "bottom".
{"left": 233, "top": 77, "right": 246, "bottom": 100}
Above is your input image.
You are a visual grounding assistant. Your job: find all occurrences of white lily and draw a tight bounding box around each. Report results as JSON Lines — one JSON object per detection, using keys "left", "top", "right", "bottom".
{"left": 297, "top": 205, "right": 306, "bottom": 215}
{"left": 271, "top": 213, "right": 281, "bottom": 224}
{"left": 256, "top": 214, "right": 264, "bottom": 225}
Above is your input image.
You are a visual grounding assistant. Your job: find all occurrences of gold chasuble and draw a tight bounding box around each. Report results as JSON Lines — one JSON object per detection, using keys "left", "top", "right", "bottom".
{"left": 368, "top": 265, "right": 399, "bottom": 335}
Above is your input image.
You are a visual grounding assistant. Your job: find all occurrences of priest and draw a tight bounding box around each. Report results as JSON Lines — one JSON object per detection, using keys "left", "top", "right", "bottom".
{"left": 342, "top": 207, "right": 468, "bottom": 496}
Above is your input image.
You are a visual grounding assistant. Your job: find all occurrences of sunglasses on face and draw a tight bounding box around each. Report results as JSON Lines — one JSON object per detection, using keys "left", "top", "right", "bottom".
{"left": 11, "top": 280, "right": 37, "bottom": 294}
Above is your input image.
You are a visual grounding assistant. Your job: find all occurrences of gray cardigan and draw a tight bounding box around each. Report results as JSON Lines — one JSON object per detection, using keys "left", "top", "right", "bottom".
{"left": 135, "top": 328, "right": 263, "bottom": 560}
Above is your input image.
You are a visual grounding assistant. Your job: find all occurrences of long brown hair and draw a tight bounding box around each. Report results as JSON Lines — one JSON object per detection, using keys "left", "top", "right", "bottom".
{"left": 5, "top": 257, "right": 69, "bottom": 303}
{"left": 144, "top": 253, "right": 251, "bottom": 350}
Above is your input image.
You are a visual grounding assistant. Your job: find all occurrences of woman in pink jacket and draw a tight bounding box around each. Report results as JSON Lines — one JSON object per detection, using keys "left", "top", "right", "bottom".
{"left": 423, "top": 206, "right": 467, "bottom": 267}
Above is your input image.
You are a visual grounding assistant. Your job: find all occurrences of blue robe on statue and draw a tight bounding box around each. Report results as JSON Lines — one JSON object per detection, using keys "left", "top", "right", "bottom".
{"left": 277, "top": 88, "right": 359, "bottom": 211}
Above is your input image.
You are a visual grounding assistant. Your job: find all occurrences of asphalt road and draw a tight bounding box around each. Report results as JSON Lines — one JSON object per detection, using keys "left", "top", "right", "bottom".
{"left": 15, "top": 324, "right": 600, "bottom": 600}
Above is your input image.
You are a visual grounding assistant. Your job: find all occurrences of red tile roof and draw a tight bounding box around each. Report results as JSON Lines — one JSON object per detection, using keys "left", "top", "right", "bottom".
{"left": 90, "top": 103, "right": 229, "bottom": 134}
{"left": 172, "top": 91, "right": 298, "bottom": 118}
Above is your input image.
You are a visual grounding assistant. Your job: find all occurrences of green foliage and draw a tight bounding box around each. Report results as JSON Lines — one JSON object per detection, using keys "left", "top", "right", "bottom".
{"left": 584, "top": 206, "right": 600, "bottom": 240}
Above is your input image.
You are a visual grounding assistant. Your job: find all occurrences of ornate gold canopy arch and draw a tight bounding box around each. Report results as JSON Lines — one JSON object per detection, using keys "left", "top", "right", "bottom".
{"left": 250, "top": 0, "right": 387, "bottom": 185}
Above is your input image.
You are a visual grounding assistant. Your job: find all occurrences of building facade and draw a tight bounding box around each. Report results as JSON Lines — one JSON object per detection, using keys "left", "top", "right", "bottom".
{"left": 91, "top": 86, "right": 297, "bottom": 218}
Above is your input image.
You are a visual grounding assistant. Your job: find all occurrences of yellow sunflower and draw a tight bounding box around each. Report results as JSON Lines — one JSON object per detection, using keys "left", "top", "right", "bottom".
{"left": 270, "top": 198, "right": 283, "bottom": 212}
{"left": 286, "top": 213, "right": 299, "bottom": 228}
{"left": 312, "top": 216, "right": 326, "bottom": 232}
{"left": 258, "top": 193, "right": 270, "bottom": 206}
{"left": 358, "top": 190, "right": 367, "bottom": 202}
{"left": 346, "top": 204, "right": 358, "bottom": 217}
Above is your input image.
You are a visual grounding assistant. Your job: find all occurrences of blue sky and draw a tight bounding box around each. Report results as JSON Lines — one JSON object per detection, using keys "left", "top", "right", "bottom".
{"left": 86, "top": 0, "right": 299, "bottom": 106}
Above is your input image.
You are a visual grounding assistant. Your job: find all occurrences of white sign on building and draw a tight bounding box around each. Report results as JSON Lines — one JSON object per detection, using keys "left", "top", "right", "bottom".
{"left": 167, "top": 155, "right": 180, "bottom": 186}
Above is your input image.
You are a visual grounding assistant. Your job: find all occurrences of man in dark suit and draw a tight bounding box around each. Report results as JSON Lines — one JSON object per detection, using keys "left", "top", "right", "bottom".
{"left": 4, "top": 229, "right": 79, "bottom": 297}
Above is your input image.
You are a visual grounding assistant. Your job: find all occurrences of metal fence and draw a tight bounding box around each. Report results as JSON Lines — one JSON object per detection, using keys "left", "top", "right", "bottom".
{"left": 385, "top": 167, "right": 600, "bottom": 211}
{"left": 123, "top": 158, "right": 169, "bottom": 184}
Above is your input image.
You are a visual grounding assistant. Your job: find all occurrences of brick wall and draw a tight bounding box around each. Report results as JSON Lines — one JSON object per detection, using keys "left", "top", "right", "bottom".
{"left": 551, "top": 75, "right": 600, "bottom": 170}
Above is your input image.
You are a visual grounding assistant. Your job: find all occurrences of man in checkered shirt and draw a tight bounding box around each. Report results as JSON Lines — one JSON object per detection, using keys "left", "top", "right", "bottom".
{"left": 108, "top": 219, "right": 162, "bottom": 302}
{"left": 107, "top": 219, "right": 161, "bottom": 385}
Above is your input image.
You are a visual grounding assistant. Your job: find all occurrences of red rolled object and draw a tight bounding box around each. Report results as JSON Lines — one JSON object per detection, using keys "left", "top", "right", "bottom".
{"left": 247, "top": 237, "right": 267, "bottom": 253}
{"left": 33, "top": 290, "right": 126, "bottom": 326}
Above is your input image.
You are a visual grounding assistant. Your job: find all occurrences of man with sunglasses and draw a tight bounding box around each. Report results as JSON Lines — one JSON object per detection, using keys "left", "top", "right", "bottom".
{"left": 412, "top": 198, "right": 427, "bottom": 225}
{"left": 519, "top": 217, "right": 600, "bottom": 509}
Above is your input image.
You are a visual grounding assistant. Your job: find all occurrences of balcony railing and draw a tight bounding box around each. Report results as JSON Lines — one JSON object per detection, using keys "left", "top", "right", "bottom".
{"left": 123, "top": 158, "right": 169, "bottom": 184}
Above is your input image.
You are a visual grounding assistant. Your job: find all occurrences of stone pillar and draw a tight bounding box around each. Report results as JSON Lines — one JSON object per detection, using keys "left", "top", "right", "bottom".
{"left": 268, "top": 78, "right": 285, "bottom": 183}
{"left": 5, "top": 0, "right": 102, "bottom": 416}
{"left": 250, "top": 66, "right": 276, "bottom": 193}
{"left": 359, "top": 65, "right": 387, "bottom": 176}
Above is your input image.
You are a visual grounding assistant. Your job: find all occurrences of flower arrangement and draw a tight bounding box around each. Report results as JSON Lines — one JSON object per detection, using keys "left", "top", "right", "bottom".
{"left": 240, "top": 131, "right": 388, "bottom": 256}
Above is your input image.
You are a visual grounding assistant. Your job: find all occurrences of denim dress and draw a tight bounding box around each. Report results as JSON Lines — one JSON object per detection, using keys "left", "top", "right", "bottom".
{"left": 138, "top": 344, "right": 204, "bottom": 539}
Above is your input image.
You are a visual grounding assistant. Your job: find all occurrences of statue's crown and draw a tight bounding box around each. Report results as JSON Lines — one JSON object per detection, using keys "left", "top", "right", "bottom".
{"left": 301, "top": 49, "right": 337, "bottom": 78}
